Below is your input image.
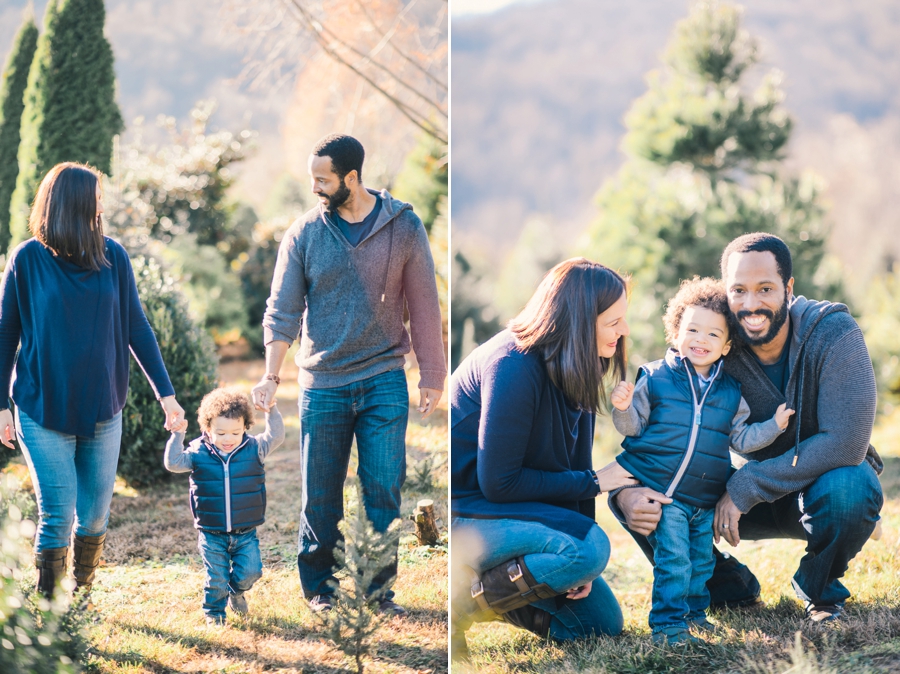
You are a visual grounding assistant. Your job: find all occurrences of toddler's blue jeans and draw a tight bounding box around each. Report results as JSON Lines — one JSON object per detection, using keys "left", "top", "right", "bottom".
{"left": 647, "top": 499, "right": 715, "bottom": 632}
{"left": 198, "top": 528, "right": 262, "bottom": 619}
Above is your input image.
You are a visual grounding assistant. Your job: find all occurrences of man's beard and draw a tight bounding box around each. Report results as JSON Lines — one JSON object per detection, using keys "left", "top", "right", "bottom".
{"left": 317, "top": 178, "right": 351, "bottom": 213}
{"left": 735, "top": 291, "right": 789, "bottom": 346}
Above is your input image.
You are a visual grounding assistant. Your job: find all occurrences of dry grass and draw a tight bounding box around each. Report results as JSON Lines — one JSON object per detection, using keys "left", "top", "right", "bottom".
{"left": 12, "top": 358, "right": 449, "bottom": 674}
{"left": 458, "top": 415, "right": 900, "bottom": 673}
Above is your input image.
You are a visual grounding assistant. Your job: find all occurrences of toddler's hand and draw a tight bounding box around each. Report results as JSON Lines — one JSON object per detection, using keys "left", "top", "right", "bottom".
{"left": 775, "top": 403, "right": 795, "bottom": 430}
{"left": 172, "top": 418, "right": 189, "bottom": 434}
{"left": 610, "top": 381, "right": 634, "bottom": 411}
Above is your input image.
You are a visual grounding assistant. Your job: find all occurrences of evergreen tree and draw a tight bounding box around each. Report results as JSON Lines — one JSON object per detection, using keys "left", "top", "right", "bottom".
{"left": 580, "top": 0, "right": 842, "bottom": 365}
{"left": 0, "top": 14, "right": 38, "bottom": 254}
{"left": 392, "top": 134, "right": 448, "bottom": 233}
{"left": 319, "top": 477, "right": 401, "bottom": 674}
{"left": 9, "top": 0, "right": 122, "bottom": 246}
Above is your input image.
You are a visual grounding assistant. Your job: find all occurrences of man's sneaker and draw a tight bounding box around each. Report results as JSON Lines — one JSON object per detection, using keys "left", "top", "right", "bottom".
{"left": 308, "top": 594, "right": 334, "bottom": 614}
{"left": 206, "top": 615, "right": 227, "bottom": 627}
{"left": 228, "top": 592, "right": 248, "bottom": 615}
{"left": 806, "top": 603, "right": 844, "bottom": 623}
{"left": 651, "top": 626, "right": 700, "bottom": 645}
{"left": 376, "top": 599, "right": 409, "bottom": 618}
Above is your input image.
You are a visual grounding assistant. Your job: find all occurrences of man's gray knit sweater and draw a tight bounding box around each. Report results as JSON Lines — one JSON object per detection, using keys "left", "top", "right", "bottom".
{"left": 262, "top": 189, "right": 446, "bottom": 391}
{"left": 724, "top": 295, "right": 882, "bottom": 513}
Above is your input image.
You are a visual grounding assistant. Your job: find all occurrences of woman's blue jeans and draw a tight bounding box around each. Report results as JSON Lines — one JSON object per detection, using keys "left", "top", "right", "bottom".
{"left": 452, "top": 517, "right": 624, "bottom": 640}
{"left": 296, "top": 368, "right": 409, "bottom": 600}
{"left": 16, "top": 407, "right": 123, "bottom": 552}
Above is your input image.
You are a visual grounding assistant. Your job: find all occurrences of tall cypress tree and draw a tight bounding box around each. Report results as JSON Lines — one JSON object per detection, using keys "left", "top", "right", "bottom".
{"left": 9, "top": 0, "right": 122, "bottom": 246}
{"left": 0, "top": 14, "right": 38, "bottom": 255}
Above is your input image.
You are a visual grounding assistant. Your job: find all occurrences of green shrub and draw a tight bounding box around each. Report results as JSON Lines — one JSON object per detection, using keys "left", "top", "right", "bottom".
{"left": 118, "top": 256, "right": 218, "bottom": 487}
{"left": 239, "top": 217, "right": 291, "bottom": 352}
{"left": 0, "top": 474, "right": 85, "bottom": 673}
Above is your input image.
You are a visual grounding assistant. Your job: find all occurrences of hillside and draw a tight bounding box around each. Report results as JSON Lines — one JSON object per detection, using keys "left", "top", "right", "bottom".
{"left": 451, "top": 0, "right": 900, "bottom": 277}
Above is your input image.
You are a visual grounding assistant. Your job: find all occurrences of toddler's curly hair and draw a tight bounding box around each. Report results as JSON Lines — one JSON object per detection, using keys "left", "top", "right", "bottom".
{"left": 662, "top": 276, "right": 734, "bottom": 346}
{"left": 197, "top": 386, "right": 255, "bottom": 431}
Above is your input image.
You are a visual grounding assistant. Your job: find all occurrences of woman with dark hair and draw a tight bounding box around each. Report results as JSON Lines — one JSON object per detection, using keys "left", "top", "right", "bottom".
{"left": 0, "top": 162, "right": 184, "bottom": 599}
{"left": 450, "top": 257, "right": 638, "bottom": 659}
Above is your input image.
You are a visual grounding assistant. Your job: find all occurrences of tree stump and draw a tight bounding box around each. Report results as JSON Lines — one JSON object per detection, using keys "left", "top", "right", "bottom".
{"left": 412, "top": 499, "right": 440, "bottom": 546}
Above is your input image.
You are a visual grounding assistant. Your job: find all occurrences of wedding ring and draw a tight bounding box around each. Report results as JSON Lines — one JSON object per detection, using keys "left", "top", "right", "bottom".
{"left": 721, "top": 523, "right": 729, "bottom": 529}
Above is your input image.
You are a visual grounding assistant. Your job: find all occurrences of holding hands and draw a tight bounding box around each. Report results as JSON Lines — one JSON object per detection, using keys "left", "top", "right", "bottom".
{"left": 775, "top": 402, "right": 795, "bottom": 430}
{"left": 611, "top": 381, "right": 635, "bottom": 411}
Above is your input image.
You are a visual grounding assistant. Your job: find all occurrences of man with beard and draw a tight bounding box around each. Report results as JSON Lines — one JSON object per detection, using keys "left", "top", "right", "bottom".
{"left": 613, "top": 232, "right": 883, "bottom": 623}
{"left": 252, "top": 134, "right": 446, "bottom": 616}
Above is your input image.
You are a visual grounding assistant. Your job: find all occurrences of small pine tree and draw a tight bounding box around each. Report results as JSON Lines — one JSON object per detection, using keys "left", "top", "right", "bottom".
{"left": 10, "top": 0, "right": 122, "bottom": 246}
{"left": 319, "top": 478, "right": 401, "bottom": 674}
{"left": 0, "top": 13, "right": 38, "bottom": 255}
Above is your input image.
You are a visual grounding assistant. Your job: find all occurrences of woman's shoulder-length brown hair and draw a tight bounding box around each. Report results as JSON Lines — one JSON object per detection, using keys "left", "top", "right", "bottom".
{"left": 29, "top": 162, "right": 109, "bottom": 271}
{"left": 508, "top": 257, "right": 628, "bottom": 413}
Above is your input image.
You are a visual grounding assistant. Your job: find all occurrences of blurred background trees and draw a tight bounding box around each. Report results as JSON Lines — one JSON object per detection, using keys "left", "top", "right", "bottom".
{"left": 452, "top": 0, "right": 899, "bottom": 418}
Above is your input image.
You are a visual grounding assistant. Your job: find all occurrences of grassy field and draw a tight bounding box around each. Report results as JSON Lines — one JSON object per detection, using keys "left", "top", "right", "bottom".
{"left": 9, "top": 357, "right": 449, "bottom": 674}
{"left": 457, "top": 414, "right": 900, "bottom": 674}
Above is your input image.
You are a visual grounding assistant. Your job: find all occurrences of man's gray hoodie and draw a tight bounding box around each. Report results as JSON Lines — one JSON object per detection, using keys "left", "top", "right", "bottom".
{"left": 724, "top": 295, "right": 882, "bottom": 513}
{"left": 262, "top": 189, "right": 446, "bottom": 391}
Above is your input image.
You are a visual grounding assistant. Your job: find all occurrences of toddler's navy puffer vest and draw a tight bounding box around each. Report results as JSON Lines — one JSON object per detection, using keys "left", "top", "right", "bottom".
{"left": 188, "top": 435, "right": 266, "bottom": 532}
{"left": 617, "top": 350, "right": 742, "bottom": 508}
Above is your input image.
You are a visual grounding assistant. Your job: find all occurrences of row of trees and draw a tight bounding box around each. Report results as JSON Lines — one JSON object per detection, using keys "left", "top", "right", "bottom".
{"left": 452, "top": 1, "right": 899, "bottom": 409}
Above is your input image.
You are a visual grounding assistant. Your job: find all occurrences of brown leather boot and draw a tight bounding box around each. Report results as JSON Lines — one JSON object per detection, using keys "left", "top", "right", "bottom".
{"left": 35, "top": 547, "right": 68, "bottom": 598}
{"left": 73, "top": 533, "right": 106, "bottom": 597}
{"left": 451, "top": 557, "right": 560, "bottom": 660}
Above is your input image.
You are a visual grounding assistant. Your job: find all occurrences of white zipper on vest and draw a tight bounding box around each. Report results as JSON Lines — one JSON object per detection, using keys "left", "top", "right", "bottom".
{"left": 209, "top": 437, "right": 250, "bottom": 533}
{"left": 665, "top": 360, "right": 722, "bottom": 498}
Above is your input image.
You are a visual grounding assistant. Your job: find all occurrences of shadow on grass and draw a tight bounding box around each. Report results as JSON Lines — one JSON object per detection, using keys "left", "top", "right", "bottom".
{"left": 101, "top": 620, "right": 352, "bottom": 674}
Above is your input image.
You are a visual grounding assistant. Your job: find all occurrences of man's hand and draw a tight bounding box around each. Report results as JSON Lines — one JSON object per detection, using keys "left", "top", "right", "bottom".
{"left": 252, "top": 378, "right": 278, "bottom": 411}
{"left": 610, "top": 381, "right": 635, "bottom": 411}
{"left": 418, "top": 387, "right": 443, "bottom": 418}
{"left": 0, "top": 408, "right": 14, "bottom": 449}
{"left": 565, "top": 580, "right": 592, "bottom": 600}
{"left": 614, "top": 486, "right": 672, "bottom": 536}
{"left": 775, "top": 402, "right": 795, "bottom": 430}
{"left": 159, "top": 396, "right": 185, "bottom": 431}
{"left": 714, "top": 491, "right": 742, "bottom": 547}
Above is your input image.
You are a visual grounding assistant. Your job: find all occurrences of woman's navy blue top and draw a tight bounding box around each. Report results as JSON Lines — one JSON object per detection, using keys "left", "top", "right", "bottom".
{"left": 0, "top": 238, "right": 175, "bottom": 437}
{"left": 450, "top": 330, "right": 600, "bottom": 539}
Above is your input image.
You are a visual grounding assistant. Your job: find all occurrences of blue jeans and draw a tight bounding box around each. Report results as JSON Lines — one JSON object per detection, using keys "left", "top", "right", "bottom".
{"left": 452, "top": 517, "right": 624, "bottom": 640}
{"left": 647, "top": 500, "right": 715, "bottom": 631}
{"left": 296, "top": 368, "right": 408, "bottom": 599}
{"left": 198, "top": 528, "right": 263, "bottom": 619}
{"left": 624, "top": 463, "right": 884, "bottom": 607}
{"left": 16, "top": 407, "right": 122, "bottom": 552}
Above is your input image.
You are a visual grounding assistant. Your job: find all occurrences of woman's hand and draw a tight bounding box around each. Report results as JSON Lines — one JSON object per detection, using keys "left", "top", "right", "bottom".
{"left": 159, "top": 396, "right": 185, "bottom": 431}
{"left": 565, "top": 580, "right": 592, "bottom": 600}
{"left": 0, "top": 409, "right": 14, "bottom": 449}
{"left": 593, "top": 459, "right": 639, "bottom": 493}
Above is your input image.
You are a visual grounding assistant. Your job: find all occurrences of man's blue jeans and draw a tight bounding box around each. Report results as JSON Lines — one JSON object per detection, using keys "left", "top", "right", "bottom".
{"left": 197, "top": 528, "right": 263, "bottom": 619}
{"left": 16, "top": 407, "right": 122, "bottom": 552}
{"left": 647, "top": 500, "right": 715, "bottom": 631}
{"left": 452, "top": 517, "right": 624, "bottom": 640}
{"left": 623, "top": 463, "right": 883, "bottom": 607}
{"left": 297, "top": 368, "right": 408, "bottom": 599}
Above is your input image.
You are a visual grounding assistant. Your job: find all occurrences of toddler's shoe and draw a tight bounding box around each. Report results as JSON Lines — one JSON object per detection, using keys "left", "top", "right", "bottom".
{"left": 206, "top": 615, "right": 227, "bottom": 628}
{"left": 688, "top": 617, "right": 717, "bottom": 632}
{"left": 805, "top": 602, "right": 844, "bottom": 623}
{"left": 228, "top": 592, "right": 248, "bottom": 615}
{"left": 652, "top": 626, "right": 701, "bottom": 645}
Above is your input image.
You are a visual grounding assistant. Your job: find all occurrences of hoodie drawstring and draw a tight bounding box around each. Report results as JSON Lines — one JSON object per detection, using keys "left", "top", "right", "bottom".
{"left": 381, "top": 219, "right": 395, "bottom": 302}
